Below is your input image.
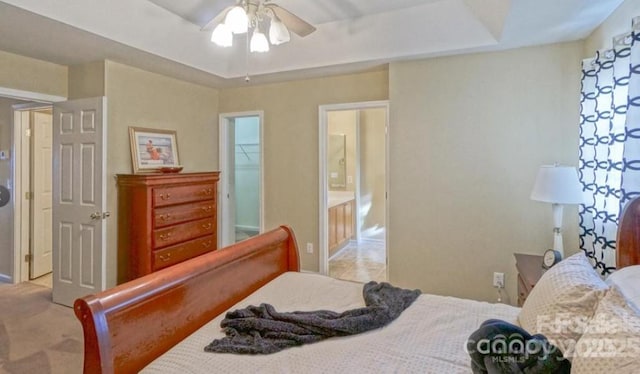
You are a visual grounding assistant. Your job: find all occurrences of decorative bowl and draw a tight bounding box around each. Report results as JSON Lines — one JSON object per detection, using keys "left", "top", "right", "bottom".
{"left": 158, "top": 166, "right": 183, "bottom": 174}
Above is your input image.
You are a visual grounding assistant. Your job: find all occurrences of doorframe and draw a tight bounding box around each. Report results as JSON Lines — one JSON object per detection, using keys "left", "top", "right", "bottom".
{"left": 318, "top": 100, "right": 390, "bottom": 276}
{"left": 218, "top": 110, "right": 265, "bottom": 248}
{"left": 9, "top": 89, "right": 65, "bottom": 284}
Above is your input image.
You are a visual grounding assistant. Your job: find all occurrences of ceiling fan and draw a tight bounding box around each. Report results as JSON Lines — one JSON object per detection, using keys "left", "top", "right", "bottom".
{"left": 202, "top": 0, "right": 316, "bottom": 52}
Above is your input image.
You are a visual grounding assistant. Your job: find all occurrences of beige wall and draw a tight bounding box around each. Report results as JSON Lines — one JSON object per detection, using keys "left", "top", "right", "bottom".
{"left": 219, "top": 71, "right": 389, "bottom": 271}
{"left": 388, "top": 41, "right": 584, "bottom": 303}
{"left": 328, "top": 110, "right": 357, "bottom": 192}
{"left": 68, "top": 61, "right": 106, "bottom": 100}
{"left": 104, "top": 61, "right": 219, "bottom": 286}
{"left": 359, "top": 108, "right": 386, "bottom": 239}
{"left": 584, "top": 0, "right": 640, "bottom": 56}
{"left": 0, "top": 50, "right": 67, "bottom": 97}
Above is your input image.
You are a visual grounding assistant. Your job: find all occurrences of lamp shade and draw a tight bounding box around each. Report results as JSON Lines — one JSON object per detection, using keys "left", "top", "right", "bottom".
{"left": 225, "top": 6, "right": 248, "bottom": 34}
{"left": 250, "top": 30, "right": 270, "bottom": 52}
{"left": 211, "top": 23, "right": 233, "bottom": 47}
{"left": 530, "top": 165, "right": 584, "bottom": 204}
{"left": 269, "top": 18, "right": 290, "bottom": 45}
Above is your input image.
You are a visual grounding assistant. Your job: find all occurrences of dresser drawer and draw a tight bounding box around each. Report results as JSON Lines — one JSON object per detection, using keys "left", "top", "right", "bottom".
{"left": 153, "top": 217, "right": 216, "bottom": 248}
{"left": 154, "top": 200, "right": 216, "bottom": 228}
{"left": 152, "top": 235, "right": 216, "bottom": 271}
{"left": 153, "top": 183, "right": 216, "bottom": 207}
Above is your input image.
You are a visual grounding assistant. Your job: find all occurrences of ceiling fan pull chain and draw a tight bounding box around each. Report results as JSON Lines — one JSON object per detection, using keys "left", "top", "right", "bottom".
{"left": 245, "top": 27, "right": 251, "bottom": 83}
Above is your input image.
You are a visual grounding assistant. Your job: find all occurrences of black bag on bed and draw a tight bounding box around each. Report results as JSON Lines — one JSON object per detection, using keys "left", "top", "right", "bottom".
{"left": 467, "top": 319, "right": 571, "bottom": 374}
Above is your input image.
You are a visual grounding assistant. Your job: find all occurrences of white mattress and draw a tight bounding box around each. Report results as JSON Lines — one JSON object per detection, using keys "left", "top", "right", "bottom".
{"left": 143, "top": 272, "right": 520, "bottom": 373}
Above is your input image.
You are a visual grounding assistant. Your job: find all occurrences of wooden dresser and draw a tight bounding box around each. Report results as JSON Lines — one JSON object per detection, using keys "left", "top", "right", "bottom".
{"left": 514, "top": 253, "right": 544, "bottom": 307}
{"left": 116, "top": 172, "right": 220, "bottom": 283}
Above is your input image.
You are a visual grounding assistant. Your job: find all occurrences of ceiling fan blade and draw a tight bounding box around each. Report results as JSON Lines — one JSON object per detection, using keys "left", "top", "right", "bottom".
{"left": 201, "top": 5, "right": 234, "bottom": 31}
{"left": 265, "top": 4, "right": 316, "bottom": 37}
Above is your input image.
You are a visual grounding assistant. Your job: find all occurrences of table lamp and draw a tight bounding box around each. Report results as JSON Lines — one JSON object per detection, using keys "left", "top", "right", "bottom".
{"left": 530, "top": 164, "right": 584, "bottom": 257}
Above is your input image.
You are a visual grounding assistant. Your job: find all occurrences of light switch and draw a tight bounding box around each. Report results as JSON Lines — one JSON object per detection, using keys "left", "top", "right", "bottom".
{"left": 347, "top": 176, "right": 353, "bottom": 184}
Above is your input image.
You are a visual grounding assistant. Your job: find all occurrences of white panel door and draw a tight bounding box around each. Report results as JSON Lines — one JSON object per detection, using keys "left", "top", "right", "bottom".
{"left": 52, "top": 97, "right": 107, "bottom": 307}
{"left": 30, "top": 111, "right": 53, "bottom": 279}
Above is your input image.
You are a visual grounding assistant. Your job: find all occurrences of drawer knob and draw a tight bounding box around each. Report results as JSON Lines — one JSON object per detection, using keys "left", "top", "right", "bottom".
{"left": 201, "top": 188, "right": 213, "bottom": 195}
{"left": 201, "top": 223, "right": 212, "bottom": 230}
{"left": 160, "top": 193, "right": 171, "bottom": 201}
{"left": 202, "top": 240, "right": 212, "bottom": 248}
{"left": 159, "top": 253, "right": 172, "bottom": 262}
{"left": 201, "top": 206, "right": 213, "bottom": 213}
{"left": 159, "top": 213, "right": 172, "bottom": 221}
{"left": 159, "top": 233, "right": 172, "bottom": 241}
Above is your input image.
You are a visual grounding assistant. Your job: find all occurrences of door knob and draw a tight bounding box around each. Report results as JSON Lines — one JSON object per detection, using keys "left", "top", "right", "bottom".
{"left": 90, "top": 212, "right": 101, "bottom": 220}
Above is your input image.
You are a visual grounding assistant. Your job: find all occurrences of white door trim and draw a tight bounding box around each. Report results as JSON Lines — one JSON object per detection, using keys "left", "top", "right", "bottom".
{"left": 11, "top": 102, "right": 58, "bottom": 284}
{"left": 318, "top": 100, "right": 390, "bottom": 277}
{"left": 218, "top": 111, "right": 265, "bottom": 248}
{"left": 1, "top": 87, "right": 66, "bottom": 103}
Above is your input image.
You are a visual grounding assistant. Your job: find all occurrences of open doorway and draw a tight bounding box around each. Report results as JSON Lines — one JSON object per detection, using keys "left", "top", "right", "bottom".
{"left": 218, "top": 111, "right": 264, "bottom": 247}
{"left": 13, "top": 104, "right": 53, "bottom": 287}
{"left": 319, "top": 101, "right": 389, "bottom": 283}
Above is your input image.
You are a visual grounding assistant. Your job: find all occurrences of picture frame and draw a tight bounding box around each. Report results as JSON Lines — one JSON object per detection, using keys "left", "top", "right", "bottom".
{"left": 129, "top": 127, "right": 180, "bottom": 173}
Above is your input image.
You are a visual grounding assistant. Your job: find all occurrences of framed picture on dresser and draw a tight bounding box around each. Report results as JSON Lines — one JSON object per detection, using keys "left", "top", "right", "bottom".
{"left": 129, "top": 127, "right": 180, "bottom": 173}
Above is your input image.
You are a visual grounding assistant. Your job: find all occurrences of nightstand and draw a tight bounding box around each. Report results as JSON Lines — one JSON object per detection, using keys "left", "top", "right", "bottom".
{"left": 514, "top": 253, "right": 544, "bottom": 307}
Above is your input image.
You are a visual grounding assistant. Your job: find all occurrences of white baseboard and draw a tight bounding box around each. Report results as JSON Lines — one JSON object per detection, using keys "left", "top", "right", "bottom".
{"left": 0, "top": 273, "right": 13, "bottom": 284}
{"left": 235, "top": 225, "right": 259, "bottom": 233}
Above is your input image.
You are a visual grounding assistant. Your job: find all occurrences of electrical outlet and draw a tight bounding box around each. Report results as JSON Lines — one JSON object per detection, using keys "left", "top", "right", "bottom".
{"left": 493, "top": 272, "right": 505, "bottom": 288}
{"left": 306, "top": 242, "right": 313, "bottom": 254}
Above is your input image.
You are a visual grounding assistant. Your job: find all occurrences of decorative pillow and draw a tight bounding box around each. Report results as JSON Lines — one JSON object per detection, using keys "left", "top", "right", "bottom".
{"left": 572, "top": 285, "right": 640, "bottom": 373}
{"left": 518, "top": 252, "right": 609, "bottom": 359}
{"left": 606, "top": 265, "right": 640, "bottom": 309}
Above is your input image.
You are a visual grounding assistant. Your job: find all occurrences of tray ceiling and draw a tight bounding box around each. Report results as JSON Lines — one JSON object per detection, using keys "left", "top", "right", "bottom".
{"left": 0, "top": 0, "right": 626, "bottom": 87}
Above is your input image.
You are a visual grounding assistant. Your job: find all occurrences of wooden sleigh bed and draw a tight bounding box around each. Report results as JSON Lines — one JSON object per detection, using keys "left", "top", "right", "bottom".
{"left": 75, "top": 198, "right": 640, "bottom": 374}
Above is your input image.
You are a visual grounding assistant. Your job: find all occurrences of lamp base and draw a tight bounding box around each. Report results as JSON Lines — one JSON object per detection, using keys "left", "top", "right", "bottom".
{"left": 552, "top": 203, "right": 564, "bottom": 258}
{"left": 553, "top": 229, "right": 564, "bottom": 258}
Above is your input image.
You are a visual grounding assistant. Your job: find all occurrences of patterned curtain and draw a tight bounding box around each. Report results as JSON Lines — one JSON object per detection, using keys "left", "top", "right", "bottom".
{"left": 579, "top": 18, "right": 640, "bottom": 275}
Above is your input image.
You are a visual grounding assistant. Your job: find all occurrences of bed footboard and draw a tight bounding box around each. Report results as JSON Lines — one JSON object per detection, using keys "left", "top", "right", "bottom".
{"left": 74, "top": 225, "right": 299, "bottom": 374}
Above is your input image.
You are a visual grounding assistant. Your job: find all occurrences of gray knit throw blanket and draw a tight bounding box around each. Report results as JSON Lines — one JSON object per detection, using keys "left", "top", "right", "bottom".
{"left": 204, "top": 281, "right": 421, "bottom": 354}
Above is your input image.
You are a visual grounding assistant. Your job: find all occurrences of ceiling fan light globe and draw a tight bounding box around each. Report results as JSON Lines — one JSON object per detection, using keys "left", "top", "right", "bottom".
{"left": 211, "top": 23, "right": 233, "bottom": 47}
{"left": 250, "top": 30, "right": 270, "bottom": 52}
{"left": 225, "top": 6, "right": 248, "bottom": 34}
{"left": 269, "top": 18, "right": 290, "bottom": 45}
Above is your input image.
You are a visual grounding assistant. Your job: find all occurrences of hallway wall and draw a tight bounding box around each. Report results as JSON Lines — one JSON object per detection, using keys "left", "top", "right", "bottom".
{"left": 0, "top": 97, "right": 28, "bottom": 280}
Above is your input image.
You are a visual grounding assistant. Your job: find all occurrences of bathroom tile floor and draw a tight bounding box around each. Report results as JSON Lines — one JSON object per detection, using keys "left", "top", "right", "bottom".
{"left": 328, "top": 240, "right": 387, "bottom": 283}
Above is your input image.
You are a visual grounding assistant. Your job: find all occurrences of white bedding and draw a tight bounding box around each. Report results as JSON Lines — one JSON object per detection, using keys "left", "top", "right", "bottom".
{"left": 143, "top": 272, "right": 520, "bottom": 373}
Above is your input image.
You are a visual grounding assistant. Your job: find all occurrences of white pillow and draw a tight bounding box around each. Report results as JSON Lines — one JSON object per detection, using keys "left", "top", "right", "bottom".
{"left": 518, "top": 252, "right": 609, "bottom": 359}
{"left": 606, "top": 265, "right": 640, "bottom": 309}
{"left": 572, "top": 285, "right": 640, "bottom": 373}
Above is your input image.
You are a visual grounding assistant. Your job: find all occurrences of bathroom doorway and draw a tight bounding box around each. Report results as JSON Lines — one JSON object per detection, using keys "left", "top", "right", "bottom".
{"left": 219, "top": 111, "right": 264, "bottom": 247}
{"left": 319, "top": 101, "right": 389, "bottom": 283}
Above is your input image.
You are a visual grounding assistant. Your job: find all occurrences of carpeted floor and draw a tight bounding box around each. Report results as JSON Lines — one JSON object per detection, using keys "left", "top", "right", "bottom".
{"left": 0, "top": 282, "right": 83, "bottom": 374}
